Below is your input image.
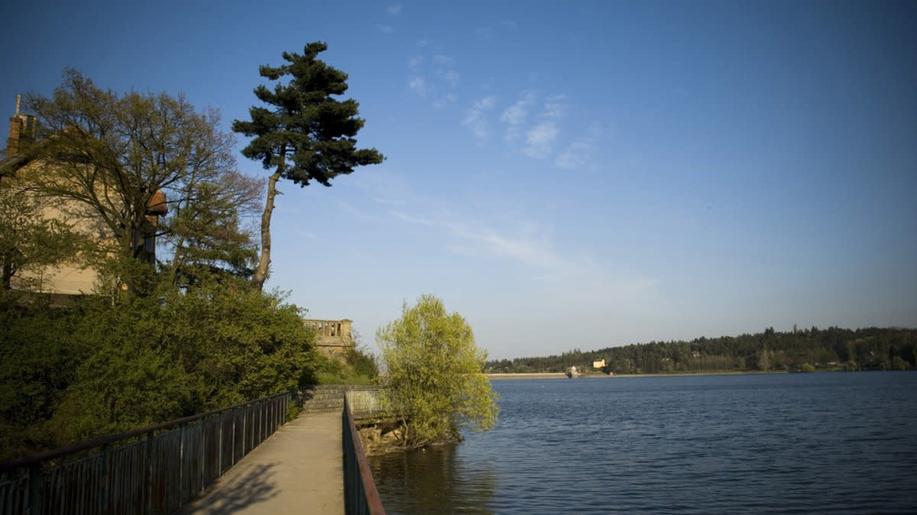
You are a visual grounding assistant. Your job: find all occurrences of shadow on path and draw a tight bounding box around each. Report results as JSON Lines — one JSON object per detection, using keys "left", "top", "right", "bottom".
{"left": 185, "top": 463, "right": 278, "bottom": 514}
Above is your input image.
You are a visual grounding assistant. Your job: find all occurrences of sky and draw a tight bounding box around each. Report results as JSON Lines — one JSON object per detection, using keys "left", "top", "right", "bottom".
{"left": 2, "top": 0, "right": 916, "bottom": 359}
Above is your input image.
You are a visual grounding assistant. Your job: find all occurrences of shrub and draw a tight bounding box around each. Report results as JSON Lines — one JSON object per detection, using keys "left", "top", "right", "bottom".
{"left": 0, "top": 279, "right": 318, "bottom": 458}
{"left": 377, "top": 295, "right": 498, "bottom": 448}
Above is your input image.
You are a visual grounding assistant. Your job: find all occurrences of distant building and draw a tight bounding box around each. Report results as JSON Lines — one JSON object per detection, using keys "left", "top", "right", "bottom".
{"left": 592, "top": 358, "right": 606, "bottom": 369}
{"left": 303, "top": 319, "right": 354, "bottom": 359}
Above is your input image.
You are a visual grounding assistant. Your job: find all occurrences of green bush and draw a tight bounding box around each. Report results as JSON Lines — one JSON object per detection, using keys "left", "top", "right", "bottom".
{"left": 377, "top": 295, "right": 498, "bottom": 448}
{"left": 313, "top": 345, "right": 378, "bottom": 385}
{"left": 0, "top": 279, "right": 318, "bottom": 459}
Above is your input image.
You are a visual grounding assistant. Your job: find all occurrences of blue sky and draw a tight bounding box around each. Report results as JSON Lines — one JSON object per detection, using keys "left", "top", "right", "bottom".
{"left": 2, "top": 0, "right": 916, "bottom": 359}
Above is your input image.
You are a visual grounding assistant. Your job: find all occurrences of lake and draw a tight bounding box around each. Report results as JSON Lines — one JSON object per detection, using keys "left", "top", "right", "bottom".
{"left": 369, "top": 372, "right": 917, "bottom": 514}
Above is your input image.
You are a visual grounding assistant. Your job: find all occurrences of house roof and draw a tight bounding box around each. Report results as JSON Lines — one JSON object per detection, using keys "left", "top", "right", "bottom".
{"left": 0, "top": 152, "right": 30, "bottom": 177}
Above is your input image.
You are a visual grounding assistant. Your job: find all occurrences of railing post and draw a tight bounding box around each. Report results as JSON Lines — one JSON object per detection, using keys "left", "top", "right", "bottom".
{"left": 27, "top": 463, "right": 41, "bottom": 515}
{"left": 178, "top": 423, "right": 185, "bottom": 506}
{"left": 142, "top": 432, "right": 152, "bottom": 515}
{"left": 230, "top": 409, "right": 236, "bottom": 467}
{"left": 99, "top": 443, "right": 110, "bottom": 515}
{"left": 199, "top": 419, "right": 205, "bottom": 496}
{"left": 217, "top": 411, "right": 223, "bottom": 476}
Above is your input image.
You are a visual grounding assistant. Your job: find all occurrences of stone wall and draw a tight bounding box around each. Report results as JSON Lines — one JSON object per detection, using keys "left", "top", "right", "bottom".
{"left": 303, "top": 319, "right": 354, "bottom": 359}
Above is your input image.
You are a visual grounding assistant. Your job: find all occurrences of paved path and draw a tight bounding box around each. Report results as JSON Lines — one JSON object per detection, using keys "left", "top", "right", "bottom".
{"left": 182, "top": 411, "right": 343, "bottom": 515}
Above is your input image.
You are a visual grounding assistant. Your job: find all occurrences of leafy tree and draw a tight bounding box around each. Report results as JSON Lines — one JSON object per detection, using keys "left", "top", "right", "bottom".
{"left": 346, "top": 344, "right": 380, "bottom": 381}
{"left": 233, "top": 42, "right": 384, "bottom": 290}
{"left": 22, "top": 70, "right": 240, "bottom": 294}
{"left": 377, "top": 295, "right": 498, "bottom": 447}
{"left": 891, "top": 356, "right": 910, "bottom": 371}
{"left": 163, "top": 169, "right": 262, "bottom": 285}
{"left": 756, "top": 347, "right": 771, "bottom": 371}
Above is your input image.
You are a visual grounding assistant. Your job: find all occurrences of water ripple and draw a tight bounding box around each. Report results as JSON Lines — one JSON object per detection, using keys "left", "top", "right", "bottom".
{"left": 371, "top": 372, "right": 917, "bottom": 514}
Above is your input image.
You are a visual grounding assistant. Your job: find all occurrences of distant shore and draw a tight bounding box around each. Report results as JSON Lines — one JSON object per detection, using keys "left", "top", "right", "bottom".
{"left": 486, "top": 370, "right": 788, "bottom": 380}
{"left": 486, "top": 372, "right": 567, "bottom": 380}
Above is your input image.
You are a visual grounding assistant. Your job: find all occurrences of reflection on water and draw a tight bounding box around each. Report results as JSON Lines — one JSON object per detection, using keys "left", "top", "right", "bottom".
{"left": 370, "top": 372, "right": 917, "bottom": 514}
{"left": 370, "top": 443, "right": 496, "bottom": 514}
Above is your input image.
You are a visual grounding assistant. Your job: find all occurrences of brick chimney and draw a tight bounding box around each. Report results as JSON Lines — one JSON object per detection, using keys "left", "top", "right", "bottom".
{"left": 7, "top": 95, "right": 37, "bottom": 159}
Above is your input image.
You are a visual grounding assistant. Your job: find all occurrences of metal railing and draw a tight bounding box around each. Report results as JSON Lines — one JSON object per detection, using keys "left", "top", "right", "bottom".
{"left": 0, "top": 392, "right": 290, "bottom": 515}
{"left": 342, "top": 396, "right": 386, "bottom": 515}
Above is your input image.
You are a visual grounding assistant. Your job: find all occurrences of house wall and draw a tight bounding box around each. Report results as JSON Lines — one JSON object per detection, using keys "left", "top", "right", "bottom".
{"left": 2, "top": 109, "right": 164, "bottom": 296}
{"left": 2, "top": 159, "right": 103, "bottom": 294}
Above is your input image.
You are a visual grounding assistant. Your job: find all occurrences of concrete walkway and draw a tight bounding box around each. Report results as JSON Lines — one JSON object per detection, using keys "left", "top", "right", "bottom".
{"left": 182, "top": 412, "right": 343, "bottom": 515}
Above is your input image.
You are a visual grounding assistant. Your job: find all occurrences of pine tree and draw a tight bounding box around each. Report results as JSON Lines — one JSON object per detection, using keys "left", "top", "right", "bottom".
{"left": 233, "top": 42, "right": 384, "bottom": 290}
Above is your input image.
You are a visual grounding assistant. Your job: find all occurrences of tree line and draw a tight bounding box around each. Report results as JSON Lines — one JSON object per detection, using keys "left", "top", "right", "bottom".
{"left": 486, "top": 326, "right": 917, "bottom": 374}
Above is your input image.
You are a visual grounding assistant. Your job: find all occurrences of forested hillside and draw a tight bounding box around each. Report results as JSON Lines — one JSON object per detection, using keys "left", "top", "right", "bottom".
{"left": 486, "top": 327, "right": 917, "bottom": 374}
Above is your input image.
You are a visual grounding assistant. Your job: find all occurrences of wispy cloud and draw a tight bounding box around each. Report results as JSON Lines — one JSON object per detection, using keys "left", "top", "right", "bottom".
{"left": 360, "top": 180, "right": 657, "bottom": 305}
{"left": 462, "top": 96, "right": 497, "bottom": 141}
{"left": 521, "top": 95, "right": 567, "bottom": 159}
{"left": 377, "top": 24, "right": 395, "bottom": 34}
{"left": 541, "top": 95, "right": 567, "bottom": 119}
{"left": 500, "top": 91, "right": 536, "bottom": 142}
{"left": 495, "top": 92, "right": 569, "bottom": 159}
{"left": 555, "top": 123, "right": 602, "bottom": 170}
{"left": 408, "top": 76, "right": 426, "bottom": 96}
{"left": 389, "top": 207, "right": 656, "bottom": 297}
{"left": 523, "top": 122, "right": 560, "bottom": 159}
{"left": 386, "top": 3, "right": 403, "bottom": 15}
{"left": 554, "top": 141, "right": 592, "bottom": 169}
{"left": 441, "top": 69, "right": 460, "bottom": 87}
{"left": 431, "top": 54, "right": 455, "bottom": 67}
{"left": 407, "top": 52, "right": 459, "bottom": 107}
{"left": 432, "top": 55, "right": 460, "bottom": 90}
{"left": 392, "top": 210, "right": 568, "bottom": 271}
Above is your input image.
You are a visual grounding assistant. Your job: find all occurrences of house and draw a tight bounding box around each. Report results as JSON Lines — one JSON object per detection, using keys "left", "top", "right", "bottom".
{"left": 593, "top": 358, "right": 606, "bottom": 369}
{"left": 1, "top": 98, "right": 166, "bottom": 296}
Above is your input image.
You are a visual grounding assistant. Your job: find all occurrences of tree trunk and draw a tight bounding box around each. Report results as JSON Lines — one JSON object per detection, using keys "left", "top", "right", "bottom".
{"left": 1, "top": 259, "right": 12, "bottom": 290}
{"left": 252, "top": 170, "right": 283, "bottom": 290}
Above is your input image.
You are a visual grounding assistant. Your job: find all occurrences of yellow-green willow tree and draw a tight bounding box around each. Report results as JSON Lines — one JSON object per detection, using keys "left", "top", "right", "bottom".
{"left": 377, "top": 295, "right": 498, "bottom": 447}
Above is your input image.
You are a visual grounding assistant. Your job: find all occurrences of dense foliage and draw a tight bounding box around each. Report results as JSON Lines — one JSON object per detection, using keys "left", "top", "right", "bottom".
{"left": 377, "top": 295, "right": 498, "bottom": 448}
{"left": 0, "top": 280, "right": 318, "bottom": 461}
{"left": 487, "top": 327, "right": 917, "bottom": 374}
{"left": 314, "top": 343, "right": 380, "bottom": 385}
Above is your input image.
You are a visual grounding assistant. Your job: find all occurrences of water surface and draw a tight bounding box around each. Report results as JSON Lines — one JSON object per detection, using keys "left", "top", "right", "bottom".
{"left": 370, "top": 372, "right": 917, "bottom": 514}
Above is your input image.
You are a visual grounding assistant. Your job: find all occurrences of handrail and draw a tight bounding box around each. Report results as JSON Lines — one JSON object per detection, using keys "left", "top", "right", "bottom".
{"left": 0, "top": 392, "right": 289, "bottom": 472}
{"left": 342, "top": 395, "right": 386, "bottom": 515}
{"left": 0, "top": 392, "right": 291, "bottom": 515}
